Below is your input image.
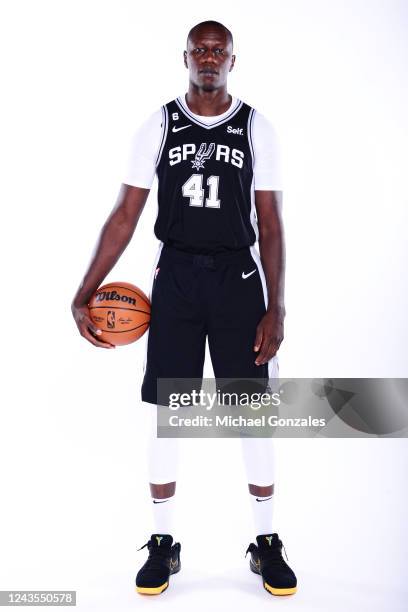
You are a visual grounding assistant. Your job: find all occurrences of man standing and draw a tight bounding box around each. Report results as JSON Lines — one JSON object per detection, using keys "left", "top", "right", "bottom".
{"left": 72, "top": 20, "right": 297, "bottom": 597}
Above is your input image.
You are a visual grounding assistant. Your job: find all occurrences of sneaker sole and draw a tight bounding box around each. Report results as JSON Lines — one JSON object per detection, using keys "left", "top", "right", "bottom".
{"left": 264, "top": 582, "right": 297, "bottom": 596}
{"left": 135, "top": 563, "right": 180, "bottom": 596}
{"left": 135, "top": 582, "right": 168, "bottom": 595}
{"left": 250, "top": 560, "right": 297, "bottom": 596}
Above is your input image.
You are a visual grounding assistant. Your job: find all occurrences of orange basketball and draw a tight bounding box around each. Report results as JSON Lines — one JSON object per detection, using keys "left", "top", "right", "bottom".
{"left": 88, "top": 282, "right": 150, "bottom": 346}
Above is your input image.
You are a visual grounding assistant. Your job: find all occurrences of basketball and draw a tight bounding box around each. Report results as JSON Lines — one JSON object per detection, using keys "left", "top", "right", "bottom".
{"left": 88, "top": 282, "right": 150, "bottom": 346}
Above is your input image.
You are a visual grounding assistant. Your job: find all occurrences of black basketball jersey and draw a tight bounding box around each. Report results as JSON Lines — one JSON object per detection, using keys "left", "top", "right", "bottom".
{"left": 154, "top": 97, "right": 258, "bottom": 255}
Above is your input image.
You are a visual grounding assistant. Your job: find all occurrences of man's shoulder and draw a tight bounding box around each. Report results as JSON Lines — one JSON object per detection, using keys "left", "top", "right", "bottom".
{"left": 247, "top": 105, "right": 278, "bottom": 133}
{"left": 161, "top": 96, "right": 182, "bottom": 110}
{"left": 235, "top": 97, "right": 259, "bottom": 113}
{"left": 237, "top": 100, "right": 274, "bottom": 128}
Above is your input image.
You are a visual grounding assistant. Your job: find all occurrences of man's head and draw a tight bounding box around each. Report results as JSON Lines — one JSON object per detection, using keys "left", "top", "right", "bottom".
{"left": 184, "top": 21, "right": 235, "bottom": 92}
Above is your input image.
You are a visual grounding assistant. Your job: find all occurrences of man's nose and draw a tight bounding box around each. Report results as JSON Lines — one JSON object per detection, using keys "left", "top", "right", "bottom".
{"left": 200, "top": 50, "right": 218, "bottom": 62}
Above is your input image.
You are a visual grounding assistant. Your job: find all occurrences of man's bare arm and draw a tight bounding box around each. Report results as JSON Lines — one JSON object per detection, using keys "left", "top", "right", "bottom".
{"left": 253, "top": 190, "right": 286, "bottom": 365}
{"left": 255, "top": 190, "right": 285, "bottom": 311}
{"left": 71, "top": 184, "right": 150, "bottom": 348}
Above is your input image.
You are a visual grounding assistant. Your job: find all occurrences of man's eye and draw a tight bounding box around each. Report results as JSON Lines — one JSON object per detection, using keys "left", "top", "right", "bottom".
{"left": 194, "top": 48, "right": 204, "bottom": 53}
{"left": 214, "top": 49, "right": 224, "bottom": 54}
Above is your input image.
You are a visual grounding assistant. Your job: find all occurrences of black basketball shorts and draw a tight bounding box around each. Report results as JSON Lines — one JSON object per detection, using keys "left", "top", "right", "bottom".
{"left": 141, "top": 243, "right": 279, "bottom": 406}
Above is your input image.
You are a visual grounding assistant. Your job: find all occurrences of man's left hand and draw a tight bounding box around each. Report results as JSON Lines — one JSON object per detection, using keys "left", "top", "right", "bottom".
{"left": 253, "top": 306, "right": 285, "bottom": 365}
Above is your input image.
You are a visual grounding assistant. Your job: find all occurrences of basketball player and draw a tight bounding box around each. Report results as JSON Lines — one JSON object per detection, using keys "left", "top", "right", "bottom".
{"left": 71, "top": 21, "right": 297, "bottom": 597}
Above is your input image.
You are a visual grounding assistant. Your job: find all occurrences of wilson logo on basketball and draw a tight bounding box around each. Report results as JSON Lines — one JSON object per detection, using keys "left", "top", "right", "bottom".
{"left": 89, "top": 282, "right": 150, "bottom": 346}
{"left": 95, "top": 290, "right": 136, "bottom": 306}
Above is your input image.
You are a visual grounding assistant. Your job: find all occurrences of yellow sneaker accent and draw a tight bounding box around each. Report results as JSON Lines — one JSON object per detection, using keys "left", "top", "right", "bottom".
{"left": 264, "top": 582, "right": 297, "bottom": 596}
{"left": 170, "top": 558, "right": 178, "bottom": 570}
{"left": 135, "top": 582, "right": 168, "bottom": 595}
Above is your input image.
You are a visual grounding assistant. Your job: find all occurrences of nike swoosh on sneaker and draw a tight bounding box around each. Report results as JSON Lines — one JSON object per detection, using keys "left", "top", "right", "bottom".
{"left": 153, "top": 499, "right": 169, "bottom": 504}
{"left": 242, "top": 269, "right": 257, "bottom": 279}
{"left": 172, "top": 125, "right": 192, "bottom": 132}
{"left": 256, "top": 496, "right": 273, "bottom": 502}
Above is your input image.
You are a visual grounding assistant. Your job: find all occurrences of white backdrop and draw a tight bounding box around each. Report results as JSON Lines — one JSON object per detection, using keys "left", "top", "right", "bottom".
{"left": 1, "top": 1, "right": 407, "bottom": 611}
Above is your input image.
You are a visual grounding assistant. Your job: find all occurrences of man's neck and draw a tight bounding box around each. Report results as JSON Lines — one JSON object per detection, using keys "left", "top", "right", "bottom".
{"left": 185, "top": 86, "right": 232, "bottom": 117}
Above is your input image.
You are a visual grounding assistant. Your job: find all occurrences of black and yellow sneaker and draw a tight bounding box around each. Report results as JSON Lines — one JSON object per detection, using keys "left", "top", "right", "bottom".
{"left": 245, "top": 533, "right": 297, "bottom": 596}
{"left": 135, "top": 534, "right": 181, "bottom": 595}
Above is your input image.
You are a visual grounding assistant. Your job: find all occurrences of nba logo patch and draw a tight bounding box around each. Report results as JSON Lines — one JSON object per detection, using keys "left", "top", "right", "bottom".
{"left": 154, "top": 266, "right": 160, "bottom": 279}
{"left": 107, "top": 310, "right": 115, "bottom": 328}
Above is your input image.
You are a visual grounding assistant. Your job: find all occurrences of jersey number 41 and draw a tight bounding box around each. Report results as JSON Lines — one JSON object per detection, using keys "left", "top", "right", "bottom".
{"left": 182, "top": 174, "right": 220, "bottom": 208}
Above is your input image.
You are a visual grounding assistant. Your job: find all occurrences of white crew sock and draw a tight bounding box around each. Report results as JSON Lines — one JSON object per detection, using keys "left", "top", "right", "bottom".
{"left": 240, "top": 436, "right": 276, "bottom": 537}
{"left": 151, "top": 494, "right": 176, "bottom": 536}
{"left": 249, "top": 492, "right": 275, "bottom": 536}
{"left": 143, "top": 402, "right": 180, "bottom": 539}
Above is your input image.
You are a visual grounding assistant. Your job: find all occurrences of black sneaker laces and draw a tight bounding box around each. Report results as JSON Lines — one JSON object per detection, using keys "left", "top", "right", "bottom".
{"left": 137, "top": 541, "right": 172, "bottom": 571}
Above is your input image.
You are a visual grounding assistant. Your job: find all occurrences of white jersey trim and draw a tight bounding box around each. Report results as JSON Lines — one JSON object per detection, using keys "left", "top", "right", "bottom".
{"left": 175, "top": 96, "right": 243, "bottom": 130}
{"left": 155, "top": 106, "right": 168, "bottom": 167}
{"left": 247, "top": 108, "right": 259, "bottom": 242}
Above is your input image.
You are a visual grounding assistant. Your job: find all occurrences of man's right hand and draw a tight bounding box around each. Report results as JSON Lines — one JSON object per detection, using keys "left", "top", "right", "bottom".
{"left": 70, "top": 185, "right": 150, "bottom": 349}
{"left": 71, "top": 303, "right": 116, "bottom": 348}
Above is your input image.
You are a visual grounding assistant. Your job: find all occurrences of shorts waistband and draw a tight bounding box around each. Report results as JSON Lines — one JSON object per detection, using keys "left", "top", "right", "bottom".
{"left": 161, "top": 244, "right": 251, "bottom": 268}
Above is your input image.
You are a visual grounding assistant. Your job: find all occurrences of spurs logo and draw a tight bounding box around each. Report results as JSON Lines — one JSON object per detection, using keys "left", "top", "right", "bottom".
{"left": 265, "top": 536, "right": 273, "bottom": 546}
{"left": 191, "top": 142, "right": 215, "bottom": 170}
{"left": 156, "top": 536, "right": 163, "bottom": 546}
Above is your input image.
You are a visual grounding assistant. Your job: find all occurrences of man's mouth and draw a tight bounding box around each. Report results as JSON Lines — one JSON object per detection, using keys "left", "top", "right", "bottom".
{"left": 200, "top": 69, "right": 218, "bottom": 75}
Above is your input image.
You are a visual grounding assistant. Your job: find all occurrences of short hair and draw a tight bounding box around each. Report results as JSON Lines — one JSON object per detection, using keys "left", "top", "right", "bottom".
{"left": 187, "top": 20, "right": 233, "bottom": 49}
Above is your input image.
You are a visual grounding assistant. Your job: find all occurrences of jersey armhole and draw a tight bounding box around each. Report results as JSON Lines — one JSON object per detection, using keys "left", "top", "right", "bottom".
{"left": 247, "top": 107, "right": 256, "bottom": 170}
{"left": 155, "top": 105, "right": 169, "bottom": 168}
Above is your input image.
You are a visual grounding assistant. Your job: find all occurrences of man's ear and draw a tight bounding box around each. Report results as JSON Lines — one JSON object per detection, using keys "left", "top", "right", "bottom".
{"left": 183, "top": 50, "right": 188, "bottom": 69}
{"left": 229, "top": 54, "right": 236, "bottom": 72}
